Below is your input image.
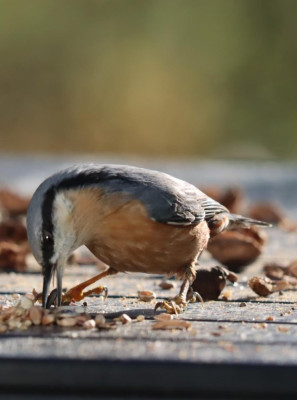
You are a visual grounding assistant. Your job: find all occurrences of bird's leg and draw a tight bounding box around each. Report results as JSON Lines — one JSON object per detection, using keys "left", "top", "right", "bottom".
{"left": 155, "top": 264, "right": 202, "bottom": 314}
{"left": 62, "top": 267, "right": 117, "bottom": 305}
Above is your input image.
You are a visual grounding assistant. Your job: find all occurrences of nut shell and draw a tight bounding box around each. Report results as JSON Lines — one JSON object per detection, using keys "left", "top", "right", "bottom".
{"left": 207, "top": 228, "right": 266, "bottom": 272}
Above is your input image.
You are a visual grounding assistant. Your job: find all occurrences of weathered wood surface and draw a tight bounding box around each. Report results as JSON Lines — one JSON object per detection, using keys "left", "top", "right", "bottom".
{"left": 0, "top": 158, "right": 297, "bottom": 399}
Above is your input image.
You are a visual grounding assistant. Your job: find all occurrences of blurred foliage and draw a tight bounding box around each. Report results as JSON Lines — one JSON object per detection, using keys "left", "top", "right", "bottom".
{"left": 0, "top": 0, "right": 296, "bottom": 159}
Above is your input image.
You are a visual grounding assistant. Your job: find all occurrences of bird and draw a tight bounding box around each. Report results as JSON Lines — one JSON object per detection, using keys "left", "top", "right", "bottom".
{"left": 26, "top": 164, "right": 270, "bottom": 313}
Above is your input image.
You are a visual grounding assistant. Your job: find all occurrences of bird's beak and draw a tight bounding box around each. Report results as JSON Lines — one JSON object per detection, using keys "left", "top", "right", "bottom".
{"left": 42, "top": 262, "right": 63, "bottom": 308}
{"left": 42, "top": 264, "right": 54, "bottom": 308}
{"left": 56, "top": 263, "right": 63, "bottom": 307}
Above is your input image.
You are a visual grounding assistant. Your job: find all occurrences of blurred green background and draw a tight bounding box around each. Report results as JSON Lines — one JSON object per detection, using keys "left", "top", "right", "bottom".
{"left": 0, "top": 0, "right": 296, "bottom": 159}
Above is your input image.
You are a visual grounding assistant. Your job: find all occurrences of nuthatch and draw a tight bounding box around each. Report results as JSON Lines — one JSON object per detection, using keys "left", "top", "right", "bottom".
{"left": 26, "top": 164, "right": 270, "bottom": 313}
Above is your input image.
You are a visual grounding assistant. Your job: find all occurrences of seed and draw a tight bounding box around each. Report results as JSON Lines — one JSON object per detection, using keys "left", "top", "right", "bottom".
{"left": 56, "top": 317, "right": 77, "bottom": 327}
{"left": 136, "top": 315, "right": 145, "bottom": 322}
{"left": 95, "top": 314, "right": 106, "bottom": 327}
{"left": 8, "top": 319, "right": 22, "bottom": 330}
{"left": 159, "top": 281, "right": 175, "bottom": 290}
{"left": 12, "top": 294, "right": 20, "bottom": 300}
{"left": 22, "top": 319, "right": 32, "bottom": 327}
{"left": 75, "top": 315, "right": 89, "bottom": 326}
{"left": 266, "top": 315, "right": 274, "bottom": 321}
{"left": 42, "top": 314, "right": 55, "bottom": 325}
{"left": 83, "top": 319, "right": 96, "bottom": 330}
{"left": 116, "top": 314, "right": 132, "bottom": 324}
{"left": 19, "top": 296, "right": 34, "bottom": 310}
{"left": 29, "top": 306, "right": 42, "bottom": 325}
{"left": 222, "top": 289, "right": 232, "bottom": 301}
{"left": 138, "top": 290, "right": 156, "bottom": 302}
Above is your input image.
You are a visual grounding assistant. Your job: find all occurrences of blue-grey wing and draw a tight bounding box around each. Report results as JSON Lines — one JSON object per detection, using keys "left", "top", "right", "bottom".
{"left": 54, "top": 164, "right": 228, "bottom": 226}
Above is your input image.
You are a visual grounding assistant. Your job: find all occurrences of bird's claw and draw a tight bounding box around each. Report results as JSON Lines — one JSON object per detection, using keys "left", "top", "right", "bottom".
{"left": 154, "top": 296, "right": 187, "bottom": 315}
{"left": 188, "top": 291, "right": 204, "bottom": 304}
{"left": 154, "top": 290, "right": 204, "bottom": 315}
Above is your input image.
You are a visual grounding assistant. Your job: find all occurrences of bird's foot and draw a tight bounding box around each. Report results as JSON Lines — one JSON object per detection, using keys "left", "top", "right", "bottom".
{"left": 155, "top": 290, "right": 204, "bottom": 315}
{"left": 62, "top": 285, "right": 108, "bottom": 305}
{"left": 154, "top": 295, "right": 187, "bottom": 315}
{"left": 186, "top": 289, "right": 204, "bottom": 304}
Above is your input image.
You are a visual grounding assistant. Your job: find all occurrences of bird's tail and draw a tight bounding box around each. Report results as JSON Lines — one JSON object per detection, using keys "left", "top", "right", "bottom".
{"left": 228, "top": 213, "right": 272, "bottom": 229}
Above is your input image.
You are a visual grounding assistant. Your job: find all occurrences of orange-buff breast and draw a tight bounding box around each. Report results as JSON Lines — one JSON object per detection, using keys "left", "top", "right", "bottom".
{"left": 67, "top": 188, "right": 210, "bottom": 275}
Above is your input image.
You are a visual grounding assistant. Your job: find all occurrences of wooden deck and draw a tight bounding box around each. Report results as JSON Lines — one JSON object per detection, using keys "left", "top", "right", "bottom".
{"left": 0, "top": 158, "right": 297, "bottom": 399}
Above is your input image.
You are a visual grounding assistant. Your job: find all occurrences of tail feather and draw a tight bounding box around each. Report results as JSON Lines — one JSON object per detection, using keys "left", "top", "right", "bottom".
{"left": 228, "top": 213, "right": 272, "bottom": 229}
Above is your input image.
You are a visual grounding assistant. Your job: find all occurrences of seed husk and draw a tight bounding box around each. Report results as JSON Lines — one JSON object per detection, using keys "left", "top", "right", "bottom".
{"left": 154, "top": 313, "right": 173, "bottom": 321}
{"left": 152, "top": 320, "right": 192, "bottom": 330}
{"left": 138, "top": 290, "right": 156, "bottom": 302}
{"left": 159, "top": 281, "right": 175, "bottom": 290}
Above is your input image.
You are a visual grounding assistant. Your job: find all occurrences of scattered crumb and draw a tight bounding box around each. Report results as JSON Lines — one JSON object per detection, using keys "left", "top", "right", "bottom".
{"left": 266, "top": 316, "right": 275, "bottom": 321}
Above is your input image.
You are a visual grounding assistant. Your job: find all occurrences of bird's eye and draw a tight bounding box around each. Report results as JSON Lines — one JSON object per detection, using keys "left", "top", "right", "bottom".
{"left": 43, "top": 232, "right": 53, "bottom": 244}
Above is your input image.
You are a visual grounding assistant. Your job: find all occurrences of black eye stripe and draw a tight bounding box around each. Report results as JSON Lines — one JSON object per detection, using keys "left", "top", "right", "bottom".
{"left": 41, "top": 187, "right": 56, "bottom": 266}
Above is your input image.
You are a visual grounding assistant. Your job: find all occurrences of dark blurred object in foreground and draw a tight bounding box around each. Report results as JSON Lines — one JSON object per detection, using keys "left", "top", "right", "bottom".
{"left": 190, "top": 265, "right": 237, "bottom": 301}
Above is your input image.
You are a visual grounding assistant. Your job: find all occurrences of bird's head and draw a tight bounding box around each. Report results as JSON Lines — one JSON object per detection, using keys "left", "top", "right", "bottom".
{"left": 27, "top": 172, "right": 82, "bottom": 308}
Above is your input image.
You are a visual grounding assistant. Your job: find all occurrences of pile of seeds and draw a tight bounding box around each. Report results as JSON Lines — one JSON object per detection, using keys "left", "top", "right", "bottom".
{"left": 0, "top": 291, "right": 145, "bottom": 333}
